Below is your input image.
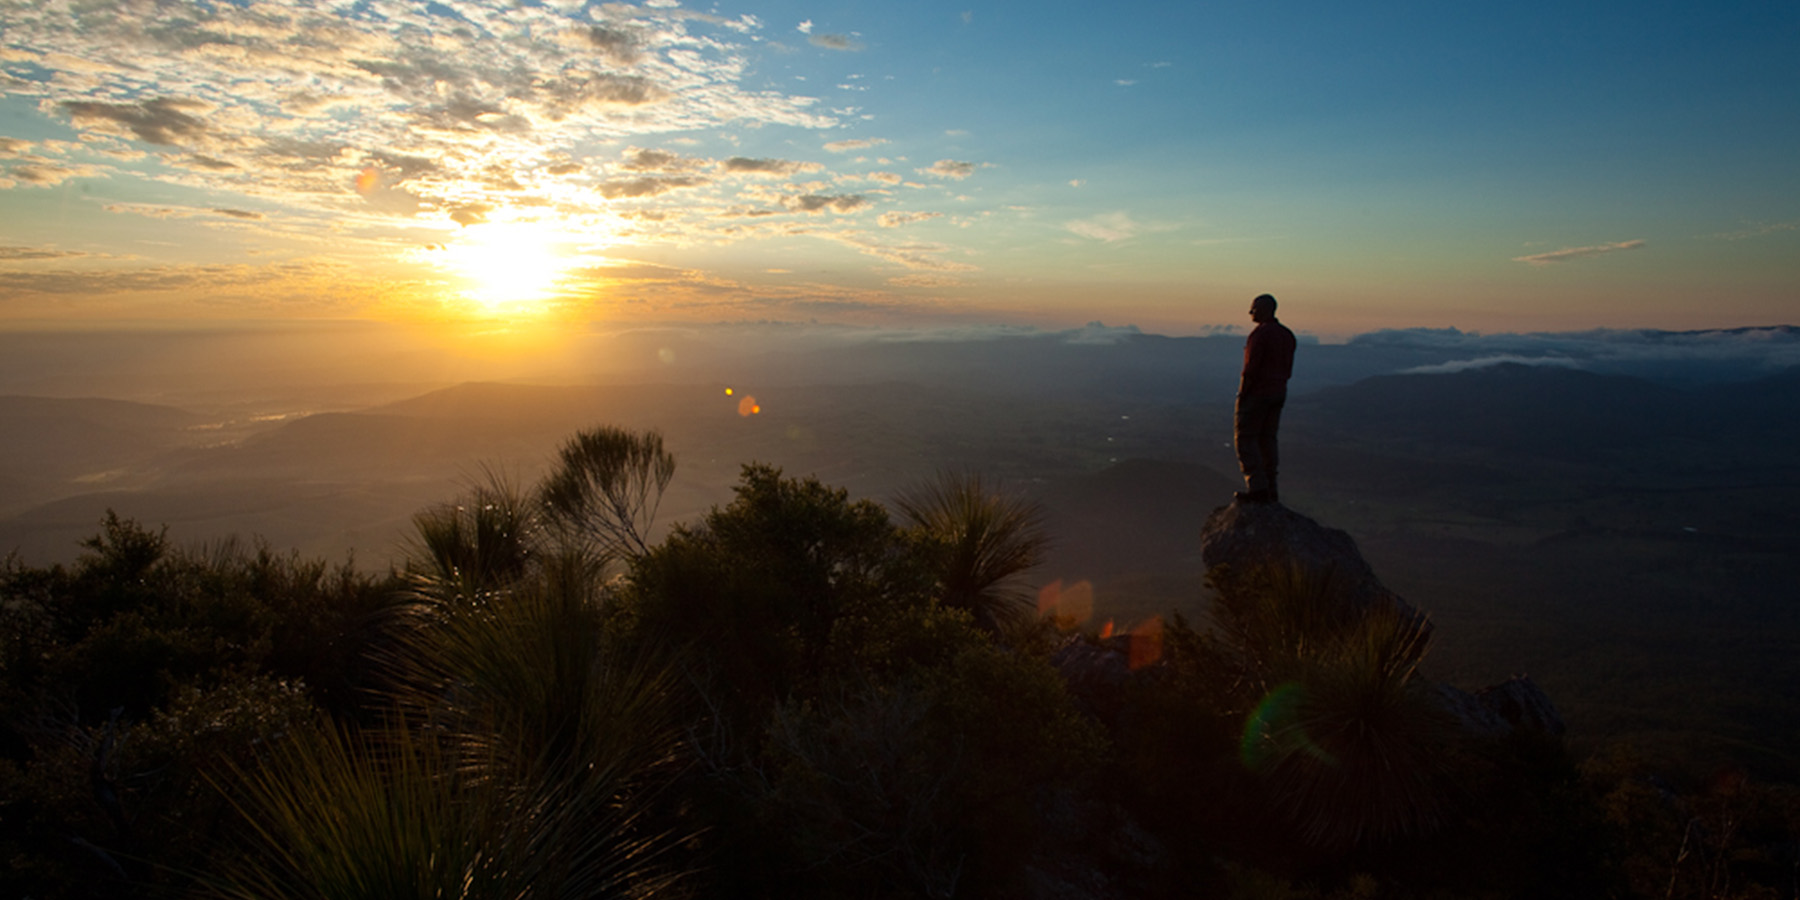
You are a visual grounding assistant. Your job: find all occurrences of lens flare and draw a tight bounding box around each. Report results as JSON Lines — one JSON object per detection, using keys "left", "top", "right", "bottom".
{"left": 1127, "top": 616, "right": 1163, "bottom": 670}
{"left": 1240, "top": 682, "right": 1334, "bottom": 771}
{"left": 1036, "top": 579, "right": 1094, "bottom": 624}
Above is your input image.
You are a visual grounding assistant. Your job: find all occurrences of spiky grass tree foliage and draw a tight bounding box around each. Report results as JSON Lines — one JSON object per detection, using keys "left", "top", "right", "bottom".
{"left": 212, "top": 455, "right": 687, "bottom": 900}
{"left": 209, "top": 716, "right": 675, "bottom": 900}
{"left": 893, "top": 470, "right": 1050, "bottom": 635}
{"left": 539, "top": 426, "right": 676, "bottom": 565}
{"left": 405, "top": 469, "right": 539, "bottom": 603}
{"left": 1213, "top": 562, "right": 1455, "bottom": 854}
{"left": 387, "top": 551, "right": 681, "bottom": 796}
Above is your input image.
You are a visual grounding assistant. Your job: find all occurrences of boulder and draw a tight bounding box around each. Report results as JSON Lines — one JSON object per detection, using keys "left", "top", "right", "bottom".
{"left": 1199, "top": 499, "right": 1424, "bottom": 624}
{"left": 1431, "top": 676, "right": 1566, "bottom": 738}
{"left": 1194, "top": 498, "right": 1562, "bottom": 741}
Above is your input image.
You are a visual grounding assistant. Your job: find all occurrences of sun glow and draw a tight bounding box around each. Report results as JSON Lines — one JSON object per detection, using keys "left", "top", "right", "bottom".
{"left": 444, "top": 221, "right": 578, "bottom": 314}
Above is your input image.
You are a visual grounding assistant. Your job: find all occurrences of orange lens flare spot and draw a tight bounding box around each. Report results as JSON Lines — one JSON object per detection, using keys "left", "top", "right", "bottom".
{"left": 736, "top": 395, "right": 760, "bottom": 417}
{"left": 1127, "top": 616, "right": 1164, "bottom": 670}
{"left": 1036, "top": 579, "right": 1094, "bottom": 624}
{"left": 355, "top": 166, "right": 379, "bottom": 195}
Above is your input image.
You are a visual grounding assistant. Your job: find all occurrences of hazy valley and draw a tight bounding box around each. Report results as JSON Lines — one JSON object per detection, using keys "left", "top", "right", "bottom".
{"left": 4, "top": 323, "right": 1799, "bottom": 777}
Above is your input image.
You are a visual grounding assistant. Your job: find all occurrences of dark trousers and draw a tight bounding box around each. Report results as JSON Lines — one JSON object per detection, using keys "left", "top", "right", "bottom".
{"left": 1234, "top": 394, "right": 1285, "bottom": 493}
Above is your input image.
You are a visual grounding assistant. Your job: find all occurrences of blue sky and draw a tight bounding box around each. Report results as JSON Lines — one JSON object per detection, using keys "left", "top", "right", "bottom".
{"left": 0, "top": 0, "right": 1794, "bottom": 338}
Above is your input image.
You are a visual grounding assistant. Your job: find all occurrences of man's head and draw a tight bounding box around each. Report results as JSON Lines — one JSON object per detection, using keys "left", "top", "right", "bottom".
{"left": 1249, "top": 293, "right": 1277, "bottom": 323}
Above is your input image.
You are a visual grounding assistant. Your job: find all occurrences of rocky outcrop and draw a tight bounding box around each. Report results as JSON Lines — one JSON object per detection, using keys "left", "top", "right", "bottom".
{"left": 1050, "top": 498, "right": 1563, "bottom": 743}
{"left": 1433, "top": 676, "right": 1567, "bottom": 738}
{"left": 1199, "top": 499, "right": 1423, "bottom": 623}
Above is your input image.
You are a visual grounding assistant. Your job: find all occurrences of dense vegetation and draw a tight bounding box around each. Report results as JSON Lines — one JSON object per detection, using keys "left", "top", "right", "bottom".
{"left": 3, "top": 427, "right": 1796, "bottom": 899}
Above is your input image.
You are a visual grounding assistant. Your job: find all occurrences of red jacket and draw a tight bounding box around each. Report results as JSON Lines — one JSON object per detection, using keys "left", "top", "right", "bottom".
{"left": 1239, "top": 320, "right": 1296, "bottom": 398}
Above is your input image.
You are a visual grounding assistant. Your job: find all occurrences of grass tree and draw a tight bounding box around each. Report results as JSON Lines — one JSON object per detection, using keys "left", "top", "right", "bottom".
{"left": 1213, "top": 561, "right": 1455, "bottom": 854}
{"left": 893, "top": 470, "right": 1051, "bottom": 636}
{"left": 210, "top": 442, "right": 688, "bottom": 899}
{"left": 539, "top": 426, "right": 677, "bottom": 565}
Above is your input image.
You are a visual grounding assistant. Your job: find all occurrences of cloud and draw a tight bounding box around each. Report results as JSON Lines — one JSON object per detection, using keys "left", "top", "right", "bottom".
{"left": 809, "top": 33, "right": 864, "bottom": 51}
{"left": 101, "top": 203, "right": 264, "bottom": 223}
{"left": 0, "top": 246, "right": 89, "bottom": 260}
{"left": 597, "top": 176, "right": 708, "bottom": 199}
{"left": 824, "top": 138, "right": 887, "bottom": 152}
{"left": 878, "top": 211, "right": 941, "bottom": 228}
{"left": 2, "top": 1, "right": 1009, "bottom": 319}
{"left": 1511, "top": 239, "right": 1646, "bottom": 266}
{"left": 797, "top": 20, "right": 814, "bottom": 34}
{"left": 920, "top": 159, "right": 977, "bottom": 180}
{"left": 1063, "top": 321, "right": 1143, "bottom": 345}
{"left": 783, "top": 193, "right": 868, "bottom": 214}
{"left": 619, "top": 147, "right": 707, "bottom": 172}
{"left": 1348, "top": 326, "right": 1800, "bottom": 379}
{"left": 723, "top": 156, "right": 826, "bottom": 177}
{"left": 1701, "top": 221, "right": 1798, "bottom": 241}
{"left": 578, "top": 24, "right": 644, "bottom": 65}
{"left": 0, "top": 261, "right": 333, "bottom": 298}
{"left": 8, "top": 163, "right": 99, "bottom": 186}
{"left": 1065, "top": 211, "right": 1142, "bottom": 242}
{"left": 888, "top": 273, "right": 963, "bottom": 288}
{"left": 1401, "top": 355, "right": 1582, "bottom": 374}
{"left": 825, "top": 234, "right": 979, "bottom": 272}
{"left": 448, "top": 203, "right": 491, "bottom": 226}
{"left": 58, "top": 97, "right": 213, "bottom": 147}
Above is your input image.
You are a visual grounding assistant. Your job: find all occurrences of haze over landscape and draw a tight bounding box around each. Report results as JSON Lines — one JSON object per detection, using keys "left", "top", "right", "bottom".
{"left": 3, "top": 2, "right": 1800, "bottom": 896}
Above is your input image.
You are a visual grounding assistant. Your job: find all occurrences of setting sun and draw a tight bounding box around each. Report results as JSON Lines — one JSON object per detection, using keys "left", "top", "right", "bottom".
{"left": 444, "top": 221, "right": 576, "bottom": 314}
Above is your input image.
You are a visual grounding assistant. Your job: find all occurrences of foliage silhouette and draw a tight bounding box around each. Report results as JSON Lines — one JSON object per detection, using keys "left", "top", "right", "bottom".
{"left": 1210, "top": 561, "right": 1454, "bottom": 854}
{"left": 894, "top": 470, "right": 1051, "bottom": 636}
{"left": 539, "top": 425, "right": 677, "bottom": 565}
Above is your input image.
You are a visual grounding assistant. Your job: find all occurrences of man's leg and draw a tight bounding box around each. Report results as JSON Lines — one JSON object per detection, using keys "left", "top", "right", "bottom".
{"left": 1234, "top": 396, "right": 1274, "bottom": 494}
{"left": 1259, "top": 398, "right": 1285, "bottom": 499}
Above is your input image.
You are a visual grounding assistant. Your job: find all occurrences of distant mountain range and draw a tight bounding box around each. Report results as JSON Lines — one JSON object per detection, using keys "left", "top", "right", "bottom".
{"left": 1294, "top": 361, "right": 1800, "bottom": 459}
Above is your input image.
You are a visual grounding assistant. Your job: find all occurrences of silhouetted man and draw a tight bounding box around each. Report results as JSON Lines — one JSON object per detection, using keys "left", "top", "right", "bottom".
{"left": 1234, "top": 293, "right": 1296, "bottom": 504}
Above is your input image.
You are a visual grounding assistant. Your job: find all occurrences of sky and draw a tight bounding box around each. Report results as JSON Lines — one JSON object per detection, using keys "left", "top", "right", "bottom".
{"left": 1, "top": 0, "right": 1796, "bottom": 340}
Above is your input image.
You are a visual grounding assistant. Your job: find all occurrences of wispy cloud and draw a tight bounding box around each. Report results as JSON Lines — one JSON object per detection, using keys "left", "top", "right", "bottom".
{"left": 878, "top": 211, "right": 942, "bottom": 228}
{"left": 1511, "top": 239, "right": 1646, "bottom": 266}
{"left": 920, "top": 159, "right": 977, "bottom": 179}
{"left": 1700, "top": 221, "right": 1798, "bottom": 241}
{"left": 1402, "top": 354, "right": 1581, "bottom": 374}
{"left": 1351, "top": 326, "right": 1800, "bottom": 378}
{"left": 809, "top": 33, "right": 864, "bottom": 51}
{"left": 0, "top": 0, "right": 994, "bottom": 317}
{"left": 59, "top": 98, "right": 215, "bottom": 147}
{"left": 1065, "top": 212, "right": 1144, "bottom": 242}
{"left": 0, "top": 246, "right": 90, "bottom": 261}
{"left": 722, "top": 157, "right": 826, "bottom": 177}
{"left": 824, "top": 138, "right": 888, "bottom": 153}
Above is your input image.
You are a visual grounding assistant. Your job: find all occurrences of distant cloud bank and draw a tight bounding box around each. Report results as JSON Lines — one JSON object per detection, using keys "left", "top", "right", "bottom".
{"left": 1356, "top": 326, "right": 1800, "bottom": 382}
